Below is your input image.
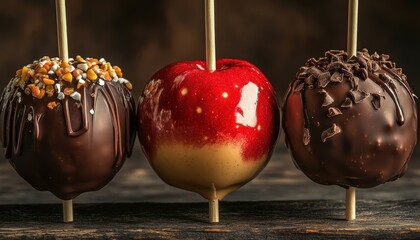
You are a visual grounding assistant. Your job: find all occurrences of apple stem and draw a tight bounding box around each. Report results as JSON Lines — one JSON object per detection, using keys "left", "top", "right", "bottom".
{"left": 347, "top": 0, "right": 358, "bottom": 57}
{"left": 56, "top": 0, "right": 69, "bottom": 62}
{"left": 209, "top": 199, "right": 219, "bottom": 223}
{"left": 345, "top": 0, "right": 358, "bottom": 221}
{"left": 205, "top": 0, "right": 216, "bottom": 72}
{"left": 63, "top": 200, "right": 74, "bottom": 223}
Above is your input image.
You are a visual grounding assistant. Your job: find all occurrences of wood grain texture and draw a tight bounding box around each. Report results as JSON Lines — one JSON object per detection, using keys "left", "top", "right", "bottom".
{"left": 1, "top": 148, "right": 419, "bottom": 204}
{"left": 0, "top": 200, "right": 419, "bottom": 239}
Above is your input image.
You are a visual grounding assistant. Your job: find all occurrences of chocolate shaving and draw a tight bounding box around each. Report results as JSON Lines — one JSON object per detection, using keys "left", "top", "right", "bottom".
{"left": 318, "top": 72, "right": 331, "bottom": 88}
{"left": 381, "top": 54, "right": 390, "bottom": 61}
{"left": 356, "top": 68, "right": 368, "bottom": 80}
{"left": 303, "top": 128, "right": 310, "bottom": 146}
{"left": 328, "top": 62, "right": 348, "bottom": 71}
{"left": 306, "top": 58, "right": 317, "bottom": 65}
{"left": 342, "top": 68, "right": 353, "bottom": 79}
{"left": 305, "top": 75, "right": 315, "bottom": 86}
{"left": 297, "top": 72, "right": 309, "bottom": 80}
{"left": 341, "top": 97, "right": 353, "bottom": 108}
{"left": 379, "top": 73, "right": 392, "bottom": 83}
{"left": 380, "top": 61, "right": 393, "bottom": 69}
{"left": 327, "top": 107, "right": 342, "bottom": 117}
{"left": 371, "top": 93, "right": 381, "bottom": 110}
{"left": 350, "top": 77, "right": 360, "bottom": 90}
{"left": 308, "top": 67, "right": 323, "bottom": 78}
{"left": 319, "top": 89, "right": 334, "bottom": 107}
{"left": 372, "top": 62, "right": 381, "bottom": 72}
{"left": 321, "top": 123, "right": 341, "bottom": 142}
{"left": 330, "top": 72, "right": 343, "bottom": 82}
{"left": 355, "top": 56, "right": 367, "bottom": 68}
{"left": 299, "top": 66, "right": 309, "bottom": 72}
{"left": 349, "top": 90, "right": 369, "bottom": 104}
{"left": 294, "top": 83, "right": 305, "bottom": 92}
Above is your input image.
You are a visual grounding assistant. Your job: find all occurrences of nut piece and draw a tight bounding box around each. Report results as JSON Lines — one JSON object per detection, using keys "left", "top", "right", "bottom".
{"left": 62, "top": 72, "right": 73, "bottom": 83}
{"left": 21, "top": 66, "right": 30, "bottom": 81}
{"left": 87, "top": 69, "right": 98, "bottom": 81}
{"left": 46, "top": 85, "right": 55, "bottom": 97}
{"left": 43, "top": 78, "right": 55, "bottom": 85}
{"left": 113, "top": 66, "right": 123, "bottom": 78}
{"left": 47, "top": 101, "right": 58, "bottom": 109}
{"left": 124, "top": 81, "right": 133, "bottom": 90}
{"left": 63, "top": 87, "right": 74, "bottom": 96}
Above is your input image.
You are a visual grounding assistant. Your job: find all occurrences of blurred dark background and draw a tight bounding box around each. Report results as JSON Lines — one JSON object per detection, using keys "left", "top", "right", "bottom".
{"left": 0, "top": 0, "right": 419, "bottom": 203}
{"left": 1, "top": 0, "right": 419, "bottom": 100}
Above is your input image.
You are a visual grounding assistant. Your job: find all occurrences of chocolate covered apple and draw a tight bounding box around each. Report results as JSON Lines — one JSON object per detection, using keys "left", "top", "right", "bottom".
{"left": 0, "top": 56, "right": 136, "bottom": 200}
{"left": 138, "top": 59, "right": 280, "bottom": 200}
{"left": 282, "top": 49, "right": 417, "bottom": 188}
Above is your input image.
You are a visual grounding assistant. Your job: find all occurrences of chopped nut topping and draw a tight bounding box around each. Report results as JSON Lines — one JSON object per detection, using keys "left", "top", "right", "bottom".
{"left": 8, "top": 56, "right": 133, "bottom": 107}
{"left": 47, "top": 101, "right": 58, "bottom": 109}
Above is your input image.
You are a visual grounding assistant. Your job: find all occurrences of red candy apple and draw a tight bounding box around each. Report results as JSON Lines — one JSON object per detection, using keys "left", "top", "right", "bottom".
{"left": 138, "top": 59, "right": 280, "bottom": 200}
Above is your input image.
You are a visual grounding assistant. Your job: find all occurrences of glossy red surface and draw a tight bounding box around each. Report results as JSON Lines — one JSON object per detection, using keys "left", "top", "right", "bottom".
{"left": 138, "top": 59, "right": 280, "bottom": 161}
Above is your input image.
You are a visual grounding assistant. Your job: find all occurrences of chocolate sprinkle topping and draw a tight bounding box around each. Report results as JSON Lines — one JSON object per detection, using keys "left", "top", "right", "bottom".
{"left": 330, "top": 72, "right": 343, "bottom": 82}
{"left": 319, "top": 89, "right": 334, "bottom": 107}
{"left": 349, "top": 90, "right": 369, "bottom": 104}
{"left": 327, "top": 107, "right": 342, "bottom": 117}
{"left": 303, "top": 128, "right": 310, "bottom": 146}
{"left": 321, "top": 124, "right": 341, "bottom": 142}
{"left": 371, "top": 93, "right": 382, "bottom": 110}
{"left": 341, "top": 97, "right": 353, "bottom": 108}
{"left": 318, "top": 72, "right": 331, "bottom": 88}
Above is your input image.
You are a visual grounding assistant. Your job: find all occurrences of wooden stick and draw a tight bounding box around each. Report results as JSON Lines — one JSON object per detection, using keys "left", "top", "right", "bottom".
{"left": 209, "top": 199, "right": 219, "bottom": 223}
{"left": 56, "top": 0, "right": 69, "bottom": 61}
{"left": 63, "top": 200, "right": 73, "bottom": 223}
{"left": 56, "top": 0, "right": 72, "bottom": 223}
{"left": 206, "top": 0, "right": 218, "bottom": 222}
{"left": 346, "top": 0, "right": 358, "bottom": 221}
{"left": 347, "top": 0, "right": 358, "bottom": 57}
{"left": 205, "top": 0, "right": 216, "bottom": 71}
{"left": 346, "top": 187, "right": 356, "bottom": 220}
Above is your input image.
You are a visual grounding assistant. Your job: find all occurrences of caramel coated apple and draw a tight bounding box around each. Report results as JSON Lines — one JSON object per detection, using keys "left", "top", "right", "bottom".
{"left": 138, "top": 59, "right": 280, "bottom": 200}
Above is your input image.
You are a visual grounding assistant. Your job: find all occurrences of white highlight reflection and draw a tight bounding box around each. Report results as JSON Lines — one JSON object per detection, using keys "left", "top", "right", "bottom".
{"left": 235, "top": 82, "right": 259, "bottom": 127}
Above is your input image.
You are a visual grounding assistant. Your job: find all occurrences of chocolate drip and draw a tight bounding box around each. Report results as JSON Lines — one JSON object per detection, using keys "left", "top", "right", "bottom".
{"left": 12, "top": 101, "right": 26, "bottom": 156}
{"left": 383, "top": 66, "right": 416, "bottom": 103}
{"left": 63, "top": 88, "right": 89, "bottom": 137}
{"left": 369, "top": 72, "right": 405, "bottom": 125}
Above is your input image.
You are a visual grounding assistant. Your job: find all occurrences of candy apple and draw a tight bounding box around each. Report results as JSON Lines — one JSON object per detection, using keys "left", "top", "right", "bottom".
{"left": 138, "top": 59, "right": 280, "bottom": 200}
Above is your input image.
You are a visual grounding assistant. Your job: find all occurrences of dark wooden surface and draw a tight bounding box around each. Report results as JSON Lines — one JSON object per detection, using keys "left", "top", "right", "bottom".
{"left": 0, "top": 200, "right": 419, "bottom": 239}
{"left": 1, "top": 146, "right": 420, "bottom": 238}
{"left": 1, "top": 146, "right": 420, "bottom": 204}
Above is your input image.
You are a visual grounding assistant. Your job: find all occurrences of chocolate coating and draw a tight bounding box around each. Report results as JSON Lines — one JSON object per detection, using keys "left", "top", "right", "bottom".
{"left": 0, "top": 57, "right": 136, "bottom": 200}
{"left": 282, "top": 49, "right": 417, "bottom": 188}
